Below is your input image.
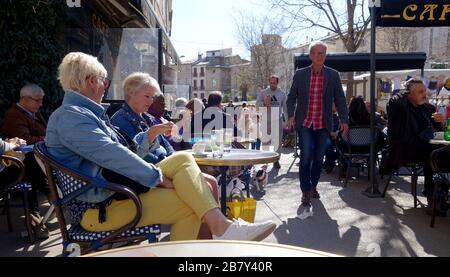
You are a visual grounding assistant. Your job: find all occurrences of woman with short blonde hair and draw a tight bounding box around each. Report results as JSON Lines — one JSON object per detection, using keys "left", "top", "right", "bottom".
{"left": 123, "top": 72, "right": 162, "bottom": 102}
{"left": 58, "top": 52, "right": 108, "bottom": 92}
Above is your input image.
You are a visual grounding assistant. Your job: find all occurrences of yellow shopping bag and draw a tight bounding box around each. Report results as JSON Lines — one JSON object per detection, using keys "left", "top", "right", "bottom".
{"left": 2, "top": 151, "right": 26, "bottom": 167}
{"left": 226, "top": 197, "right": 257, "bottom": 223}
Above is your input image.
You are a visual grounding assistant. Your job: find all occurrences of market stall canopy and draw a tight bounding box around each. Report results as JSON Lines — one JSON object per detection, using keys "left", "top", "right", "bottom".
{"left": 294, "top": 52, "right": 426, "bottom": 72}
{"left": 375, "top": 0, "right": 450, "bottom": 27}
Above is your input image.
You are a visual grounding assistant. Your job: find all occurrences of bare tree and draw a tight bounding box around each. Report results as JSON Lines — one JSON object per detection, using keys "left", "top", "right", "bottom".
{"left": 378, "top": 27, "right": 416, "bottom": 52}
{"left": 234, "top": 11, "right": 291, "bottom": 98}
{"left": 268, "top": 0, "right": 371, "bottom": 100}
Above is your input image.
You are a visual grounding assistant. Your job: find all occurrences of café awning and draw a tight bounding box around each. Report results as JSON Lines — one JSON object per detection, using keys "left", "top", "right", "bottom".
{"left": 294, "top": 52, "right": 427, "bottom": 72}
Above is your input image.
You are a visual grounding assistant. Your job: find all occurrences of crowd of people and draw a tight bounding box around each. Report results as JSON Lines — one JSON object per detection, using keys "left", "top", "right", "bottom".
{"left": 1, "top": 40, "right": 449, "bottom": 246}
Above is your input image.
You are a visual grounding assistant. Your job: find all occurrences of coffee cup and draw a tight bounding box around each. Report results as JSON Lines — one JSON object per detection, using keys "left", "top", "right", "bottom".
{"left": 434, "top": 132, "right": 444, "bottom": 140}
{"left": 193, "top": 142, "right": 206, "bottom": 154}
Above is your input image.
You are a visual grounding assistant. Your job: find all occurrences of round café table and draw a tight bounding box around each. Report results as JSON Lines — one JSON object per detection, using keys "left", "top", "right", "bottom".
{"left": 185, "top": 149, "right": 279, "bottom": 214}
{"left": 430, "top": 139, "right": 450, "bottom": 145}
{"left": 84, "top": 240, "right": 339, "bottom": 257}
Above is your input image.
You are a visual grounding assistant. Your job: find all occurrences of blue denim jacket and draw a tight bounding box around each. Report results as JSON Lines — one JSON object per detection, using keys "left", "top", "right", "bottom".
{"left": 111, "top": 103, "right": 174, "bottom": 164}
{"left": 45, "top": 90, "right": 163, "bottom": 203}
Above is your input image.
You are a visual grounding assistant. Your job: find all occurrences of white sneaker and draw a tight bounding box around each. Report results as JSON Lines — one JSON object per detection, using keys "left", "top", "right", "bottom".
{"left": 213, "top": 219, "right": 276, "bottom": 241}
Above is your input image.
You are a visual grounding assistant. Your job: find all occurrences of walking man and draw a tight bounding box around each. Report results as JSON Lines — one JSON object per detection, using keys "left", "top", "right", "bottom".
{"left": 287, "top": 41, "right": 349, "bottom": 205}
{"left": 256, "top": 75, "right": 288, "bottom": 169}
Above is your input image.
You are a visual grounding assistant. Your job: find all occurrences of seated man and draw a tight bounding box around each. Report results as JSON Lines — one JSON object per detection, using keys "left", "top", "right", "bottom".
{"left": 1, "top": 83, "right": 48, "bottom": 218}
{"left": 383, "top": 79, "right": 446, "bottom": 206}
{"left": 147, "top": 95, "right": 182, "bottom": 150}
{"left": 202, "top": 91, "right": 236, "bottom": 136}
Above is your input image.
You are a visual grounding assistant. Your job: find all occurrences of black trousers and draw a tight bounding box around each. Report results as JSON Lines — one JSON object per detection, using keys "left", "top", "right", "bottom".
{"left": 23, "top": 153, "right": 49, "bottom": 212}
{"left": 411, "top": 144, "right": 450, "bottom": 197}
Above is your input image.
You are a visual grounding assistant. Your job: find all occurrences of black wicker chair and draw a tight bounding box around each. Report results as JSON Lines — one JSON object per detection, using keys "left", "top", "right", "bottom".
{"left": 33, "top": 142, "right": 160, "bottom": 256}
{"left": 337, "top": 126, "right": 373, "bottom": 187}
{"left": 0, "top": 155, "right": 34, "bottom": 243}
{"left": 429, "top": 146, "right": 450, "bottom": 228}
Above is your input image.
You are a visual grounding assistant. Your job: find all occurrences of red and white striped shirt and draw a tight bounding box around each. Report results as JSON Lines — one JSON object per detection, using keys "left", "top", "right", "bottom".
{"left": 303, "top": 69, "right": 325, "bottom": 130}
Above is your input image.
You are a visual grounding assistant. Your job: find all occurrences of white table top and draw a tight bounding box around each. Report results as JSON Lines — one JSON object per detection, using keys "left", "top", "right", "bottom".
{"left": 185, "top": 149, "right": 279, "bottom": 166}
{"left": 85, "top": 240, "right": 340, "bottom": 257}
{"left": 430, "top": 139, "right": 450, "bottom": 145}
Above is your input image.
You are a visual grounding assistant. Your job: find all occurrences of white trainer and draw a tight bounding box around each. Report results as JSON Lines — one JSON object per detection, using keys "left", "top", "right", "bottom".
{"left": 213, "top": 219, "right": 277, "bottom": 241}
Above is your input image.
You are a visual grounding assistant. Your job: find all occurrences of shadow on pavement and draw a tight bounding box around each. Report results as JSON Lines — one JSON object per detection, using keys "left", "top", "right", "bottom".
{"left": 273, "top": 200, "right": 361, "bottom": 257}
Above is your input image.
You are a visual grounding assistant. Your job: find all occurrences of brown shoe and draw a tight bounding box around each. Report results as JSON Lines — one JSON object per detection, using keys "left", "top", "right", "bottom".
{"left": 311, "top": 188, "right": 320, "bottom": 199}
{"left": 301, "top": 192, "right": 311, "bottom": 206}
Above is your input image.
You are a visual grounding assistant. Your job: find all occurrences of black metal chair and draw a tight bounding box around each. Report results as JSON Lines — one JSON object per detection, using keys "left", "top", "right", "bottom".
{"left": 429, "top": 146, "right": 450, "bottom": 228}
{"left": 337, "top": 126, "right": 373, "bottom": 187}
{"left": 0, "top": 155, "right": 34, "bottom": 243}
{"left": 382, "top": 163, "right": 423, "bottom": 208}
{"left": 33, "top": 142, "right": 160, "bottom": 256}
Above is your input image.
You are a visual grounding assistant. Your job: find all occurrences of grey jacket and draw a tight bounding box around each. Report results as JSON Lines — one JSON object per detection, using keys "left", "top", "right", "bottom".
{"left": 0, "top": 139, "right": 14, "bottom": 154}
{"left": 287, "top": 66, "right": 349, "bottom": 133}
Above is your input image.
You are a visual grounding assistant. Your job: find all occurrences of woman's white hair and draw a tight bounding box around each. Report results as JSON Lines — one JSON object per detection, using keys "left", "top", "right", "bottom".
{"left": 309, "top": 41, "right": 328, "bottom": 54}
{"left": 123, "top": 72, "right": 161, "bottom": 102}
{"left": 58, "top": 52, "right": 107, "bottom": 91}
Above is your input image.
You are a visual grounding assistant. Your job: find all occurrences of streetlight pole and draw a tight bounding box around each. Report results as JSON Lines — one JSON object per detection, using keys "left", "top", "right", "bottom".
{"left": 363, "top": 0, "right": 382, "bottom": 198}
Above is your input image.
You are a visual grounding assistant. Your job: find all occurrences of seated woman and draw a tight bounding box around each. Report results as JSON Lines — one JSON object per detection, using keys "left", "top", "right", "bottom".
{"left": 111, "top": 72, "right": 219, "bottom": 239}
{"left": 336, "top": 96, "right": 386, "bottom": 177}
{"left": 111, "top": 73, "right": 175, "bottom": 164}
{"left": 46, "top": 52, "right": 276, "bottom": 241}
{"left": 337, "top": 96, "right": 386, "bottom": 154}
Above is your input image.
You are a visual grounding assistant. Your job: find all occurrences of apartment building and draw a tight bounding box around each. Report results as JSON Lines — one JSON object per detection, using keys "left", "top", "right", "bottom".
{"left": 181, "top": 49, "right": 249, "bottom": 100}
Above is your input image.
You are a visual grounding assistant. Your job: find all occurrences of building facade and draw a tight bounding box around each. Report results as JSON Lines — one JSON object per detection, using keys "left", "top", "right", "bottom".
{"left": 182, "top": 49, "right": 249, "bottom": 101}
{"left": 66, "top": 0, "right": 179, "bottom": 101}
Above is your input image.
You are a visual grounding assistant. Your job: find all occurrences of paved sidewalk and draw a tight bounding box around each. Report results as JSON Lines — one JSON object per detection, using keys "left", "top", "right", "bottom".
{"left": 1, "top": 148, "right": 449, "bottom": 257}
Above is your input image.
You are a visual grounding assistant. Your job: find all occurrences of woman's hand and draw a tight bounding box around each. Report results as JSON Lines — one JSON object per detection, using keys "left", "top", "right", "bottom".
{"left": 148, "top": 122, "right": 175, "bottom": 143}
{"left": 157, "top": 176, "right": 174, "bottom": 189}
{"left": 6, "top": 137, "right": 27, "bottom": 148}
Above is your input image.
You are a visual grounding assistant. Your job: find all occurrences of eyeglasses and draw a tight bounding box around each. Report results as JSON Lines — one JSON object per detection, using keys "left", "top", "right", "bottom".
{"left": 26, "top": 96, "right": 44, "bottom": 103}
{"left": 96, "top": 76, "right": 111, "bottom": 90}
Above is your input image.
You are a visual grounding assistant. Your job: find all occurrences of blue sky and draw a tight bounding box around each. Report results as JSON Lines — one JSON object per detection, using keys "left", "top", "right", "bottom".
{"left": 171, "top": 0, "right": 267, "bottom": 61}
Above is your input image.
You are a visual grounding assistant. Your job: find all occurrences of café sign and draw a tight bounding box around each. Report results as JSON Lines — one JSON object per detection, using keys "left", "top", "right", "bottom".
{"left": 376, "top": 0, "right": 450, "bottom": 27}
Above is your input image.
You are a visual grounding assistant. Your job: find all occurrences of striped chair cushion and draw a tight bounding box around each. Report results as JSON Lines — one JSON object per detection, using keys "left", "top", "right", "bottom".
{"left": 68, "top": 224, "right": 161, "bottom": 242}
{"left": 6, "top": 182, "right": 32, "bottom": 193}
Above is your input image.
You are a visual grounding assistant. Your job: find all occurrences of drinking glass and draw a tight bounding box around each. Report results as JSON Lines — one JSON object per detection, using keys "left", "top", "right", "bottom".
{"left": 210, "top": 130, "right": 223, "bottom": 158}
{"left": 223, "top": 128, "right": 233, "bottom": 153}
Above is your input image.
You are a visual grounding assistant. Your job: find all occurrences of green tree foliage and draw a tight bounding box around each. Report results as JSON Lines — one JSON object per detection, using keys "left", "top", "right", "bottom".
{"left": 0, "top": 0, "right": 67, "bottom": 121}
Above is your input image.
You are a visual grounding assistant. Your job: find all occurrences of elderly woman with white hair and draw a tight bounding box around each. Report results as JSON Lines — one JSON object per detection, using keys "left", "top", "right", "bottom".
{"left": 45, "top": 52, "right": 276, "bottom": 241}
{"left": 111, "top": 72, "right": 175, "bottom": 165}
{"left": 111, "top": 72, "right": 220, "bottom": 239}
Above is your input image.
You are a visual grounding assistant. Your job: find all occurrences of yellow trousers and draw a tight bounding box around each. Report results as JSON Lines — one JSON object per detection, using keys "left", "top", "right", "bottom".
{"left": 80, "top": 152, "right": 219, "bottom": 241}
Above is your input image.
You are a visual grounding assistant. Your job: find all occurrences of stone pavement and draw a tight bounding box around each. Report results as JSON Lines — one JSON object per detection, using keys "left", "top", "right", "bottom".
{"left": 1, "top": 148, "right": 449, "bottom": 257}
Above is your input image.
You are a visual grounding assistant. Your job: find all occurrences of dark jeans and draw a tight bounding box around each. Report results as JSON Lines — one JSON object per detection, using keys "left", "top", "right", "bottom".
{"left": 298, "top": 127, "right": 329, "bottom": 193}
